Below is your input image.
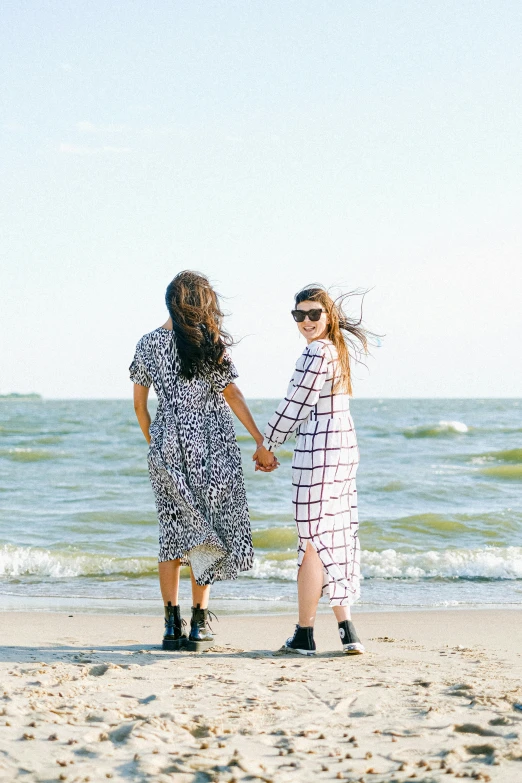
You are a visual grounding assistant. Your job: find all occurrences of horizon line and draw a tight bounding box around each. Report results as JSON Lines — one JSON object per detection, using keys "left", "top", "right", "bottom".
{"left": 1, "top": 395, "right": 521, "bottom": 402}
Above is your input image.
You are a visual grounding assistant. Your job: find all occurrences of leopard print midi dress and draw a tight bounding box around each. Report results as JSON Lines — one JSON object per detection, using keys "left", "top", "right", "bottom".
{"left": 130, "top": 328, "right": 254, "bottom": 585}
{"left": 264, "top": 338, "right": 360, "bottom": 606}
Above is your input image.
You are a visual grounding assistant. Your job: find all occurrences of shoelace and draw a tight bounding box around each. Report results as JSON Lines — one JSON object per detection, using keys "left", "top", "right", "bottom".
{"left": 205, "top": 609, "right": 219, "bottom": 632}
{"left": 165, "top": 612, "right": 187, "bottom": 630}
{"left": 288, "top": 624, "right": 300, "bottom": 643}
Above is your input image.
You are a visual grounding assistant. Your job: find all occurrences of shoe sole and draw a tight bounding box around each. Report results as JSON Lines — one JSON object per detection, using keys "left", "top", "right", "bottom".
{"left": 185, "top": 638, "right": 214, "bottom": 652}
{"left": 280, "top": 645, "right": 316, "bottom": 656}
{"left": 343, "top": 643, "right": 365, "bottom": 655}
{"left": 162, "top": 637, "right": 187, "bottom": 651}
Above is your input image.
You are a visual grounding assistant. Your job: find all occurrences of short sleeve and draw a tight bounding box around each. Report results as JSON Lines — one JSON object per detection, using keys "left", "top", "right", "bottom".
{"left": 129, "top": 340, "right": 153, "bottom": 388}
{"left": 209, "top": 352, "right": 238, "bottom": 392}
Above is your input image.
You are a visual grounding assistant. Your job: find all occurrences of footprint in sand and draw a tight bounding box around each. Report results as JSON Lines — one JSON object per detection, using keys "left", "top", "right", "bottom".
{"left": 489, "top": 716, "right": 512, "bottom": 726}
{"left": 453, "top": 723, "right": 501, "bottom": 737}
{"left": 108, "top": 722, "right": 136, "bottom": 743}
{"left": 466, "top": 742, "right": 497, "bottom": 757}
{"left": 89, "top": 664, "right": 110, "bottom": 676}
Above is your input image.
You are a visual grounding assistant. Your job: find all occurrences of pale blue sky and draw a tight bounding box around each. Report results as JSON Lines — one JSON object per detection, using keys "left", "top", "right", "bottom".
{"left": 1, "top": 1, "right": 520, "bottom": 399}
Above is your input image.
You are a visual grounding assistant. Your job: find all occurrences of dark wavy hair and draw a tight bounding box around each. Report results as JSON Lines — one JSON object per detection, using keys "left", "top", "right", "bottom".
{"left": 295, "top": 285, "right": 376, "bottom": 396}
{"left": 165, "top": 271, "right": 234, "bottom": 380}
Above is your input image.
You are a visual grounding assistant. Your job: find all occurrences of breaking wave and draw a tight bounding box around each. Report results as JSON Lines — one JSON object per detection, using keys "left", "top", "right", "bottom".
{"left": 0, "top": 545, "right": 157, "bottom": 579}
{"left": 2, "top": 544, "right": 521, "bottom": 582}
{"left": 246, "top": 546, "right": 522, "bottom": 581}
{"left": 403, "top": 421, "right": 469, "bottom": 438}
{"left": 360, "top": 546, "right": 522, "bottom": 580}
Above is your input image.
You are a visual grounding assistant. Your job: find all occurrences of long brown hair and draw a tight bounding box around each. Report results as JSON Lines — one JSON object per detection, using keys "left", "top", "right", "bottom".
{"left": 165, "top": 271, "right": 233, "bottom": 379}
{"left": 295, "top": 285, "right": 374, "bottom": 396}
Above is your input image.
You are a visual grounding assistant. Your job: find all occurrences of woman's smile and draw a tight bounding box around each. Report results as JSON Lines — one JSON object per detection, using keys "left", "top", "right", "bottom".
{"left": 295, "top": 300, "right": 329, "bottom": 343}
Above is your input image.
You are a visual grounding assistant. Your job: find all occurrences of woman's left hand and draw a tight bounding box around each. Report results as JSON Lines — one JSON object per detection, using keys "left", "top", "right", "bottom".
{"left": 253, "top": 445, "right": 279, "bottom": 472}
{"left": 254, "top": 459, "right": 279, "bottom": 472}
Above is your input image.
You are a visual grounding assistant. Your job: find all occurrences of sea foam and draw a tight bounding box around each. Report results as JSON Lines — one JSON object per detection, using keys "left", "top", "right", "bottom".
{"left": 0, "top": 545, "right": 156, "bottom": 578}
{"left": 1, "top": 544, "right": 522, "bottom": 582}
{"left": 361, "top": 547, "right": 522, "bottom": 579}
{"left": 245, "top": 547, "right": 522, "bottom": 581}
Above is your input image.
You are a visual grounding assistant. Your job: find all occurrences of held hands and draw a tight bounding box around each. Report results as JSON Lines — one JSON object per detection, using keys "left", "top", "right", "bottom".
{"left": 252, "top": 444, "right": 279, "bottom": 472}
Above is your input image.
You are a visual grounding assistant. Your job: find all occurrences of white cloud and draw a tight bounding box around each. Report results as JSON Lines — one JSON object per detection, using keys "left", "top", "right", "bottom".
{"left": 76, "top": 121, "right": 127, "bottom": 134}
{"left": 59, "top": 143, "right": 131, "bottom": 155}
{"left": 76, "top": 121, "right": 181, "bottom": 138}
{"left": 102, "top": 145, "right": 132, "bottom": 153}
{"left": 139, "top": 125, "right": 175, "bottom": 137}
{"left": 60, "top": 143, "right": 93, "bottom": 155}
{"left": 225, "top": 133, "right": 245, "bottom": 143}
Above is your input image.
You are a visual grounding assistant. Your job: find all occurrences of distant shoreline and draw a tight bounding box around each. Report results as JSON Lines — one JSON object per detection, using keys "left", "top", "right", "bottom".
{"left": 0, "top": 393, "right": 41, "bottom": 400}
{"left": 1, "top": 395, "right": 521, "bottom": 402}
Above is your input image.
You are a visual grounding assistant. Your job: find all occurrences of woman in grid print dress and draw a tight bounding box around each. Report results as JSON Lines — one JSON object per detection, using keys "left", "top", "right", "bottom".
{"left": 131, "top": 271, "right": 277, "bottom": 651}
{"left": 258, "top": 285, "right": 371, "bottom": 656}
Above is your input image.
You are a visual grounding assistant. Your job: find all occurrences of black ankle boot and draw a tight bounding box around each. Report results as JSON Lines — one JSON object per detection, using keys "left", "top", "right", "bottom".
{"left": 282, "top": 625, "right": 316, "bottom": 656}
{"left": 338, "top": 620, "right": 365, "bottom": 655}
{"left": 187, "top": 604, "right": 216, "bottom": 651}
{"left": 162, "top": 602, "right": 186, "bottom": 650}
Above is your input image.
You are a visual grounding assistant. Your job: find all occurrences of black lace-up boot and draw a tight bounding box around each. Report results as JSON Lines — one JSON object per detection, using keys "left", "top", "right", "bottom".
{"left": 187, "top": 604, "right": 216, "bottom": 651}
{"left": 162, "top": 602, "right": 186, "bottom": 650}
{"left": 338, "top": 619, "right": 365, "bottom": 655}
{"left": 281, "top": 625, "right": 316, "bottom": 655}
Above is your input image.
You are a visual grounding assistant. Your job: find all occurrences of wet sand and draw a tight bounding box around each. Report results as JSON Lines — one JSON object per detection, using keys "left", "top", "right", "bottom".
{"left": 1, "top": 609, "right": 522, "bottom": 782}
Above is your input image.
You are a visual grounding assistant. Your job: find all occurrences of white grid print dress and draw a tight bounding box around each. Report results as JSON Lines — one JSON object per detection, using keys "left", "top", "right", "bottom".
{"left": 264, "top": 339, "right": 360, "bottom": 606}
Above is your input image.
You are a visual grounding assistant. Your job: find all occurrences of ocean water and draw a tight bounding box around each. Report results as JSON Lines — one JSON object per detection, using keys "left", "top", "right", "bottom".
{"left": 0, "top": 398, "right": 521, "bottom": 615}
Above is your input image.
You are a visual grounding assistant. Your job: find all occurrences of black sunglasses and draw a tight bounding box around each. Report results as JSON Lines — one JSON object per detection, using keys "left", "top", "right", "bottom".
{"left": 291, "top": 308, "right": 325, "bottom": 323}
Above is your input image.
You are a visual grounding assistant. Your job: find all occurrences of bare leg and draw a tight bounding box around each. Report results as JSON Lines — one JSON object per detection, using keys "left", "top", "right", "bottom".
{"left": 190, "top": 569, "right": 210, "bottom": 609}
{"left": 158, "top": 559, "right": 181, "bottom": 605}
{"left": 332, "top": 605, "right": 351, "bottom": 623}
{"left": 297, "top": 543, "right": 324, "bottom": 627}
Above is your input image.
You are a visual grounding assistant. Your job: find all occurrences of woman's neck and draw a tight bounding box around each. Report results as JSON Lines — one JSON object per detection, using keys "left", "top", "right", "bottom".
{"left": 306, "top": 331, "right": 329, "bottom": 345}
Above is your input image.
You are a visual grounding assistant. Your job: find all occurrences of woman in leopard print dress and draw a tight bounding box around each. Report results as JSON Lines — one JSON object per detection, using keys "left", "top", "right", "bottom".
{"left": 130, "top": 271, "right": 277, "bottom": 650}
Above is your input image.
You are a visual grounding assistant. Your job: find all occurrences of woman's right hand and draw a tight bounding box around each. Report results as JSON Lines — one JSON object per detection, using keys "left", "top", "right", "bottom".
{"left": 252, "top": 444, "right": 279, "bottom": 472}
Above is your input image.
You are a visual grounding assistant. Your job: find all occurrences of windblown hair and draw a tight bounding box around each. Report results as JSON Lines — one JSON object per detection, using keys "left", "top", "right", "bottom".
{"left": 295, "top": 285, "right": 375, "bottom": 396}
{"left": 165, "top": 271, "right": 234, "bottom": 380}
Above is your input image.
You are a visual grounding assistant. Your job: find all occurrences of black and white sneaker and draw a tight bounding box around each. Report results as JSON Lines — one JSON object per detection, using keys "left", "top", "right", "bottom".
{"left": 338, "top": 620, "right": 365, "bottom": 655}
{"left": 281, "top": 625, "right": 316, "bottom": 656}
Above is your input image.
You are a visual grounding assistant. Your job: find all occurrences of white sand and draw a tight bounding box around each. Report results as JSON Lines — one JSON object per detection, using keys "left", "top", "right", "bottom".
{"left": 1, "top": 609, "right": 522, "bottom": 782}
